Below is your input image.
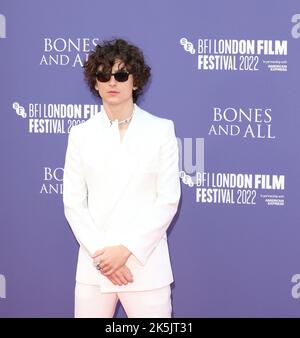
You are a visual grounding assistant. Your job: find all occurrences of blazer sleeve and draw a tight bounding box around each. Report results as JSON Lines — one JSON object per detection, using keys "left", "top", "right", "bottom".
{"left": 120, "top": 120, "right": 181, "bottom": 265}
{"left": 63, "top": 126, "right": 105, "bottom": 256}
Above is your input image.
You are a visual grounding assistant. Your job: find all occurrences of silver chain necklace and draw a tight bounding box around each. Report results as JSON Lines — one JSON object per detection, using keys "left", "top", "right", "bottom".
{"left": 109, "top": 113, "right": 133, "bottom": 126}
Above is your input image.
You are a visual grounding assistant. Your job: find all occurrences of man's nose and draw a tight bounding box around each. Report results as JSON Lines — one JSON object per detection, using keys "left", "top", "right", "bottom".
{"left": 108, "top": 74, "right": 117, "bottom": 86}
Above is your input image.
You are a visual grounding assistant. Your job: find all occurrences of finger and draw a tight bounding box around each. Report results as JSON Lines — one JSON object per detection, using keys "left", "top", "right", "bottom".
{"left": 123, "top": 269, "right": 133, "bottom": 283}
{"left": 108, "top": 276, "right": 118, "bottom": 285}
{"left": 115, "top": 271, "right": 128, "bottom": 285}
{"left": 123, "top": 265, "right": 133, "bottom": 276}
{"left": 100, "top": 265, "right": 109, "bottom": 274}
{"left": 110, "top": 274, "right": 123, "bottom": 286}
{"left": 103, "top": 266, "right": 117, "bottom": 276}
{"left": 92, "top": 249, "right": 104, "bottom": 258}
{"left": 101, "top": 263, "right": 114, "bottom": 274}
{"left": 93, "top": 259, "right": 100, "bottom": 265}
{"left": 101, "top": 268, "right": 112, "bottom": 275}
{"left": 100, "top": 262, "right": 109, "bottom": 270}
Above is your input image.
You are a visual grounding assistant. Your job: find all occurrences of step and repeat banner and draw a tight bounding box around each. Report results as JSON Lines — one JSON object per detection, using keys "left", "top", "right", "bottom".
{"left": 1, "top": 0, "right": 300, "bottom": 317}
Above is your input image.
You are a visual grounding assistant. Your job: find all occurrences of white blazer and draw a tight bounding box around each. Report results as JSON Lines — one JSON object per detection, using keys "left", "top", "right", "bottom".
{"left": 63, "top": 104, "right": 181, "bottom": 292}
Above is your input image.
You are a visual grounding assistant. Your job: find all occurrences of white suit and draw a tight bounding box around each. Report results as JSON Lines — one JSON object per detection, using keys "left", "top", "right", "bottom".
{"left": 63, "top": 103, "right": 181, "bottom": 294}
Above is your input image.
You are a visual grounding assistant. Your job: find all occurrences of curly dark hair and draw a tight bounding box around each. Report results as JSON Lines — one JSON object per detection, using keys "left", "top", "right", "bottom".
{"left": 83, "top": 38, "right": 151, "bottom": 103}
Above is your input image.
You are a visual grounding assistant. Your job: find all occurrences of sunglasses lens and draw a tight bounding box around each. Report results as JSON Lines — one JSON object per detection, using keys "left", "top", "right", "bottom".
{"left": 114, "top": 72, "right": 129, "bottom": 82}
{"left": 96, "top": 72, "right": 111, "bottom": 82}
{"left": 96, "top": 71, "right": 130, "bottom": 82}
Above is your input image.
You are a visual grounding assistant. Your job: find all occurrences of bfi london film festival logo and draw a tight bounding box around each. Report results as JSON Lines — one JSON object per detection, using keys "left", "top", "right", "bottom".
{"left": 180, "top": 169, "right": 285, "bottom": 206}
{"left": 0, "top": 13, "right": 6, "bottom": 39}
{"left": 39, "top": 37, "right": 101, "bottom": 67}
{"left": 180, "top": 37, "right": 288, "bottom": 72}
{"left": 0, "top": 274, "right": 6, "bottom": 299}
{"left": 12, "top": 101, "right": 101, "bottom": 134}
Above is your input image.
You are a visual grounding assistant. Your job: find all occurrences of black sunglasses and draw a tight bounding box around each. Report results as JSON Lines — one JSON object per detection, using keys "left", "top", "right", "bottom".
{"left": 95, "top": 71, "right": 130, "bottom": 83}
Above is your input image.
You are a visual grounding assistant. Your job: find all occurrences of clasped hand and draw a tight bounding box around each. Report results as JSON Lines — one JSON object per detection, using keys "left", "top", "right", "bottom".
{"left": 92, "top": 245, "right": 133, "bottom": 286}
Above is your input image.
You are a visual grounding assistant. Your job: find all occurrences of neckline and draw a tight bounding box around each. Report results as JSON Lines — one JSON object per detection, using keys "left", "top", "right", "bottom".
{"left": 102, "top": 104, "right": 137, "bottom": 128}
{"left": 101, "top": 104, "right": 139, "bottom": 145}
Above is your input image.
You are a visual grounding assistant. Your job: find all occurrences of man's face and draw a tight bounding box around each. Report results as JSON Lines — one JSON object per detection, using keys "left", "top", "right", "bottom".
{"left": 94, "top": 59, "right": 137, "bottom": 106}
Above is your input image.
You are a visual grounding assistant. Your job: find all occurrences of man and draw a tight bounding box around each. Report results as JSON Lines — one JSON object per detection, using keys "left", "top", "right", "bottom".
{"left": 63, "top": 38, "right": 181, "bottom": 317}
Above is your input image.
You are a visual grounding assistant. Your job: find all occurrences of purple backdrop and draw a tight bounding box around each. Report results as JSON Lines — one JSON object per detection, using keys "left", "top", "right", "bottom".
{"left": 1, "top": 0, "right": 300, "bottom": 317}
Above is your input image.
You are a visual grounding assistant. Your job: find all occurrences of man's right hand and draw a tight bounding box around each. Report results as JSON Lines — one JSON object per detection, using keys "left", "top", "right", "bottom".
{"left": 105, "top": 265, "right": 134, "bottom": 286}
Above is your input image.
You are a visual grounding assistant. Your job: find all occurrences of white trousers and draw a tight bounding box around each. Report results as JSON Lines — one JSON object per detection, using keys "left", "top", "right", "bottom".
{"left": 74, "top": 282, "right": 172, "bottom": 318}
